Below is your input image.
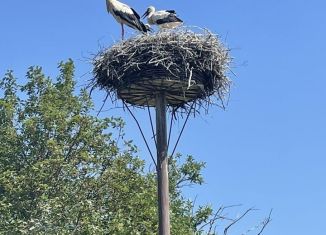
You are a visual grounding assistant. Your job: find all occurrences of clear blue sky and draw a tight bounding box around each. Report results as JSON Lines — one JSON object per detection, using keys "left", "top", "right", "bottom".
{"left": 1, "top": 1, "right": 326, "bottom": 234}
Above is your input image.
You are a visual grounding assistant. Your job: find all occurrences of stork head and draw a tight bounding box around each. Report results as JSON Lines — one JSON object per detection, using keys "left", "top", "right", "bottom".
{"left": 142, "top": 6, "right": 155, "bottom": 19}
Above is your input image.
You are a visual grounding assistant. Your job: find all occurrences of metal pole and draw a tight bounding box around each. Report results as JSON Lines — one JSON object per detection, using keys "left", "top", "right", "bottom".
{"left": 155, "top": 92, "right": 170, "bottom": 235}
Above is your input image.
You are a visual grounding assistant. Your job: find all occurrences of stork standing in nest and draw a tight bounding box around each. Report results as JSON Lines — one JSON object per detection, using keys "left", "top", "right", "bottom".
{"left": 142, "top": 6, "right": 183, "bottom": 30}
{"left": 106, "top": 0, "right": 148, "bottom": 40}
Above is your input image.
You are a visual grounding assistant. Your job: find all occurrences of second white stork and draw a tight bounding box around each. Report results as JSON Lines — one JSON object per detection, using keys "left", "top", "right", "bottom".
{"left": 106, "top": 0, "right": 148, "bottom": 40}
{"left": 142, "top": 6, "right": 183, "bottom": 29}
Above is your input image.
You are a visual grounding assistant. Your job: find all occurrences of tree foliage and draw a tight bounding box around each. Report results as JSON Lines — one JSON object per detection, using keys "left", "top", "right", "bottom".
{"left": 0, "top": 61, "right": 216, "bottom": 234}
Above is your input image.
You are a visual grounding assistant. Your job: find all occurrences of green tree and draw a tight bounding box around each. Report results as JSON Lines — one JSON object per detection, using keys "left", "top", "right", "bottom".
{"left": 0, "top": 61, "right": 271, "bottom": 235}
{"left": 0, "top": 61, "right": 216, "bottom": 234}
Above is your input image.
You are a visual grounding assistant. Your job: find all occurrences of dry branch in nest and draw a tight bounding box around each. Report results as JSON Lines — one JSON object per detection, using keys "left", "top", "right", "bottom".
{"left": 92, "top": 27, "right": 232, "bottom": 114}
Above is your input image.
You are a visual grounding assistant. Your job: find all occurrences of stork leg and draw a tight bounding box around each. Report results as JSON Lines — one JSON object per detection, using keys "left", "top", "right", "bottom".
{"left": 121, "top": 24, "right": 125, "bottom": 40}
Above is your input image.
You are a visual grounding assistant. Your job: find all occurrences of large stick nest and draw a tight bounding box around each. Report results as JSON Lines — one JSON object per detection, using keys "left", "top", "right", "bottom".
{"left": 92, "top": 28, "right": 232, "bottom": 113}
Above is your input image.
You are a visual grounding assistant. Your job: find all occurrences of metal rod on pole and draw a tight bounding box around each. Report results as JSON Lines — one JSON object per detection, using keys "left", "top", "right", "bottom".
{"left": 155, "top": 92, "right": 170, "bottom": 235}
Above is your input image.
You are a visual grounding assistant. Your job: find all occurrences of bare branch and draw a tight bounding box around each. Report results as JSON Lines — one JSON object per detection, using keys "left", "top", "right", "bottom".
{"left": 257, "top": 209, "right": 273, "bottom": 235}
{"left": 224, "top": 208, "right": 256, "bottom": 235}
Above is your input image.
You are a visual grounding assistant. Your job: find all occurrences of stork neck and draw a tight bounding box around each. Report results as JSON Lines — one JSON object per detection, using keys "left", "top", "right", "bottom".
{"left": 106, "top": 0, "right": 118, "bottom": 11}
{"left": 148, "top": 11, "right": 155, "bottom": 18}
{"left": 107, "top": 0, "right": 118, "bottom": 5}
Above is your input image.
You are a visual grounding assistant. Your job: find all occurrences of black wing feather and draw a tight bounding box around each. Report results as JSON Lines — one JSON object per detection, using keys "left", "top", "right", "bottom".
{"left": 130, "top": 8, "right": 141, "bottom": 19}
{"left": 166, "top": 10, "right": 176, "bottom": 14}
{"left": 156, "top": 14, "right": 183, "bottom": 25}
{"left": 113, "top": 9, "right": 147, "bottom": 32}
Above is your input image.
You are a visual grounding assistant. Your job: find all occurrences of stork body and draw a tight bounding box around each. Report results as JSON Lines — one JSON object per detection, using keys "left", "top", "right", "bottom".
{"left": 142, "top": 6, "right": 183, "bottom": 29}
{"left": 106, "top": 0, "right": 147, "bottom": 40}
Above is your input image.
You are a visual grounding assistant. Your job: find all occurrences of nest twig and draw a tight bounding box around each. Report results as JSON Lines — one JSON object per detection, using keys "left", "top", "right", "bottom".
{"left": 92, "top": 27, "right": 232, "bottom": 114}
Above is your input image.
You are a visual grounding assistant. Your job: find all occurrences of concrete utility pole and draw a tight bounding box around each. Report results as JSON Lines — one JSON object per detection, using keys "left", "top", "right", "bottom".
{"left": 155, "top": 92, "right": 170, "bottom": 235}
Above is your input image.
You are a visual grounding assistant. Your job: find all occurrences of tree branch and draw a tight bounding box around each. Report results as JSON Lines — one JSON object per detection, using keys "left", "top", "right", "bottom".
{"left": 224, "top": 208, "right": 256, "bottom": 235}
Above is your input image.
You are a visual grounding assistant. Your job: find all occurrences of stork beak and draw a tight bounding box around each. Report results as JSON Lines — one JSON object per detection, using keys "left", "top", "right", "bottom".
{"left": 142, "top": 9, "right": 150, "bottom": 19}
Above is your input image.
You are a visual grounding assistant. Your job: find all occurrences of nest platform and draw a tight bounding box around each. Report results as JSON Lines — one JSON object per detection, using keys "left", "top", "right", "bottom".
{"left": 93, "top": 28, "right": 232, "bottom": 111}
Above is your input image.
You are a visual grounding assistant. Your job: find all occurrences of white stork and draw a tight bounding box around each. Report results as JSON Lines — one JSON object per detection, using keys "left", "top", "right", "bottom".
{"left": 142, "top": 6, "right": 183, "bottom": 29}
{"left": 106, "top": 0, "right": 148, "bottom": 40}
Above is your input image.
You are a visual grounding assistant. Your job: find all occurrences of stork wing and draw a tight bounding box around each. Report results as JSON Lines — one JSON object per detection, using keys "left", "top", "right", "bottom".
{"left": 113, "top": 8, "right": 147, "bottom": 32}
{"left": 166, "top": 10, "right": 176, "bottom": 14}
{"left": 130, "top": 8, "right": 141, "bottom": 19}
{"left": 156, "top": 14, "right": 183, "bottom": 24}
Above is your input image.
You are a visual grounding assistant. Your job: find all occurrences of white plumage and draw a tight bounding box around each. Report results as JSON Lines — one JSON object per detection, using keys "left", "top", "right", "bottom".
{"left": 142, "top": 6, "right": 183, "bottom": 29}
{"left": 106, "top": 0, "right": 148, "bottom": 40}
